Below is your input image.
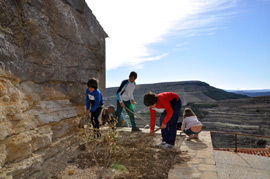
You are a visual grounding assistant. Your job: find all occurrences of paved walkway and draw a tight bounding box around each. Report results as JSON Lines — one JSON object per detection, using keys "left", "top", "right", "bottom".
{"left": 214, "top": 150, "right": 270, "bottom": 179}
{"left": 168, "top": 131, "right": 218, "bottom": 179}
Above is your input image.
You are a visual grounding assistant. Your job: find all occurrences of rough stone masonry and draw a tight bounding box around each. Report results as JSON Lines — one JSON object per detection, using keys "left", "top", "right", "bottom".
{"left": 0, "top": 0, "right": 107, "bottom": 178}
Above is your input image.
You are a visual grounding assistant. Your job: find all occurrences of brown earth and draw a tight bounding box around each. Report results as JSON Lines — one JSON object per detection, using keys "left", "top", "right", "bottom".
{"left": 42, "top": 129, "right": 187, "bottom": 179}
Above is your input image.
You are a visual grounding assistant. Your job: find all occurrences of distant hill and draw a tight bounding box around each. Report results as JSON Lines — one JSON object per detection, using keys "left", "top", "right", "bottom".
{"left": 226, "top": 89, "right": 270, "bottom": 97}
{"left": 191, "top": 96, "right": 270, "bottom": 148}
{"left": 105, "top": 81, "right": 248, "bottom": 114}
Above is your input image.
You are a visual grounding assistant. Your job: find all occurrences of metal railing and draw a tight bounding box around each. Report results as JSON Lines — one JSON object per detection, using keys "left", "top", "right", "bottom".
{"left": 210, "top": 131, "right": 270, "bottom": 152}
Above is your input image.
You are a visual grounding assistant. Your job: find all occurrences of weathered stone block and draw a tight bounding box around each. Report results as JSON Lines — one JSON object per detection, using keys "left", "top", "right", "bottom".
{"left": 0, "top": 144, "right": 7, "bottom": 168}
{"left": 5, "top": 126, "right": 53, "bottom": 163}
{"left": 0, "top": 121, "right": 13, "bottom": 140}
{"left": 0, "top": 0, "right": 107, "bottom": 177}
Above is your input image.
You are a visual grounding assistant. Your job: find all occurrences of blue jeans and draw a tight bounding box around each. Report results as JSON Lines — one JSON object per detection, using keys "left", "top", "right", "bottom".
{"left": 160, "top": 98, "right": 182, "bottom": 145}
{"left": 183, "top": 128, "right": 202, "bottom": 136}
{"left": 115, "top": 100, "right": 137, "bottom": 128}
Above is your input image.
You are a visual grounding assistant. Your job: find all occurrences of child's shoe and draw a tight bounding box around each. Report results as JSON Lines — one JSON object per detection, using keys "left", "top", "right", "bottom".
{"left": 132, "top": 127, "right": 141, "bottom": 132}
{"left": 186, "top": 134, "right": 194, "bottom": 141}
{"left": 162, "top": 143, "right": 174, "bottom": 150}
{"left": 155, "top": 141, "right": 166, "bottom": 148}
{"left": 193, "top": 134, "right": 199, "bottom": 140}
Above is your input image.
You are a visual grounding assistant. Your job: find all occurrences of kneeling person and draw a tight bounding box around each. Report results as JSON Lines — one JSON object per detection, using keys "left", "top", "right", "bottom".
{"left": 108, "top": 105, "right": 129, "bottom": 127}
{"left": 181, "top": 108, "right": 202, "bottom": 141}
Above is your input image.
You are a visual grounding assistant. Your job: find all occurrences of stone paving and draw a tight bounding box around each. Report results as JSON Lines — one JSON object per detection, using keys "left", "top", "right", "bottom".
{"left": 168, "top": 131, "right": 218, "bottom": 179}
{"left": 214, "top": 150, "right": 270, "bottom": 179}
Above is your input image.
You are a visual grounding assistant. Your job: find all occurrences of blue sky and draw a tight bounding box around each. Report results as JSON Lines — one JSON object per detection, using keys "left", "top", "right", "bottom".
{"left": 86, "top": 0, "right": 270, "bottom": 90}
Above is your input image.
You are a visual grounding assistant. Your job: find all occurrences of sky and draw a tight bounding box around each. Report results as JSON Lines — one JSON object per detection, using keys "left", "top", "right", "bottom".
{"left": 86, "top": 0, "right": 270, "bottom": 90}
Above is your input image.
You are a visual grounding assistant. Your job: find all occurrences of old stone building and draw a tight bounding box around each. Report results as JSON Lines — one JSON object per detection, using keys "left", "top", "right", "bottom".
{"left": 0, "top": 0, "right": 107, "bottom": 177}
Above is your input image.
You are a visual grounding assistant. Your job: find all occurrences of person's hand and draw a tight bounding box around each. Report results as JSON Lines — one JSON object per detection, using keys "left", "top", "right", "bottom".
{"left": 149, "top": 130, "right": 155, "bottom": 136}
{"left": 131, "top": 99, "right": 137, "bottom": 104}
{"left": 161, "top": 123, "right": 166, "bottom": 129}
{"left": 120, "top": 102, "right": 125, "bottom": 108}
{"left": 85, "top": 109, "right": 90, "bottom": 117}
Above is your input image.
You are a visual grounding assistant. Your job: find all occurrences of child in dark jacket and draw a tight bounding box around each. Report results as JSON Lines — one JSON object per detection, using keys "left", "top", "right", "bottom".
{"left": 85, "top": 78, "right": 104, "bottom": 137}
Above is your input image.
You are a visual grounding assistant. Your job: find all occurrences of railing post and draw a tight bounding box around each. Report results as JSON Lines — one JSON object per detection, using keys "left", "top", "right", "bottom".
{"left": 234, "top": 134, "right": 237, "bottom": 153}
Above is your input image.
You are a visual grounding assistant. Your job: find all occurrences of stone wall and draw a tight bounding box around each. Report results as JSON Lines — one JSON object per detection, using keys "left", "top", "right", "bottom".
{"left": 0, "top": 0, "right": 107, "bottom": 177}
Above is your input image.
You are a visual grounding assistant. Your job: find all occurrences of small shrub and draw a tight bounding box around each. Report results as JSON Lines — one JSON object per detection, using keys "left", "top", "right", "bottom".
{"left": 81, "top": 117, "right": 119, "bottom": 178}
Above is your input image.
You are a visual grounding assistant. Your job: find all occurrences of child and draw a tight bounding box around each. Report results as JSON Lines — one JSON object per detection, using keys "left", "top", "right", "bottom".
{"left": 181, "top": 108, "right": 202, "bottom": 141}
{"left": 144, "top": 91, "right": 182, "bottom": 149}
{"left": 85, "top": 78, "right": 104, "bottom": 137}
{"left": 100, "top": 108, "right": 109, "bottom": 126}
{"left": 108, "top": 105, "right": 129, "bottom": 127}
{"left": 100, "top": 106, "right": 129, "bottom": 128}
{"left": 114, "top": 71, "right": 140, "bottom": 132}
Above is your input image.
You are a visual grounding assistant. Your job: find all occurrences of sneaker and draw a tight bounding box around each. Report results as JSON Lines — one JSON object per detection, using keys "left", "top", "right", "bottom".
{"left": 155, "top": 141, "right": 166, "bottom": 147}
{"left": 132, "top": 127, "right": 141, "bottom": 132}
{"left": 162, "top": 143, "right": 174, "bottom": 149}
{"left": 186, "top": 134, "right": 194, "bottom": 141}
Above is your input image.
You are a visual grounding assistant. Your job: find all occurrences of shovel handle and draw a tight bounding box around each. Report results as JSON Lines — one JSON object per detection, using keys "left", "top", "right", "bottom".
{"left": 140, "top": 127, "right": 161, "bottom": 141}
{"left": 125, "top": 107, "right": 148, "bottom": 125}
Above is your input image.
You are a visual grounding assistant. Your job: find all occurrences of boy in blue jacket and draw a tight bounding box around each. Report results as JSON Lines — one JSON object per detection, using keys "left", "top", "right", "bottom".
{"left": 86, "top": 78, "right": 104, "bottom": 137}
{"left": 115, "top": 71, "right": 141, "bottom": 132}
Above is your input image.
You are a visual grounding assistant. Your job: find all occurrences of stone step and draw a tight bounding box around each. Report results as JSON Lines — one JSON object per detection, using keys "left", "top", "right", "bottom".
{"left": 168, "top": 131, "right": 218, "bottom": 179}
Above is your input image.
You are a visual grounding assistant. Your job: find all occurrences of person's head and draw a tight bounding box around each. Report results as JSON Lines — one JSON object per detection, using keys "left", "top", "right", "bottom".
{"left": 101, "top": 108, "right": 109, "bottom": 125}
{"left": 108, "top": 105, "right": 115, "bottom": 114}
{"left": 87, "top": 78, "right": 98, "bottom": 92}
{"left": 144, "top": 91, "right": 158, "bottom": 107}
{"left": 183, "top": 108, "right": 196, "bottom": 119}
{"left": 129, "top": 71, "right": 137, "bottom": 83}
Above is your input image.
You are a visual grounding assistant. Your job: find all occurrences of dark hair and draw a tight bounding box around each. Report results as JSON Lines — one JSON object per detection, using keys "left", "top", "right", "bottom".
{"left": 108, "top": 105, "right": 115, "bottom": 111}
{"left": 183, "top": 108, "right": 196, "bottom": 119}
{"left": 129, "top": 71, "right": 137, "bottom": 79}
{"left": 87, "top": 78, "right": 98, "bottom": 90}
{"left": 144, "top": 91, "right": 158, "bottom": 107}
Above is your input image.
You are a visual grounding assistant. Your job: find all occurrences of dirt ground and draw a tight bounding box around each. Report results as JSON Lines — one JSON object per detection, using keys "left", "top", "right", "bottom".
{"left": 47, "top": 129, "right": 189, "bottom": 179}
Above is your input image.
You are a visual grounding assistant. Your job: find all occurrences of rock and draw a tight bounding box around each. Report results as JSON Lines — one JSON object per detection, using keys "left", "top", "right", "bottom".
{"left": 68, "top": 170, "right": 74, "bottom": 175}
{"left": 0, "top": 144, "right": 7, "bottom": 167}
{"left": 0, "top": 121, "right": 13, "bottom": 140}
{"left": 5, "top": 126, "right": 53, "bottom": 163}
{"left": 0, "top": 0, "right": 107, "bottom": 177}
{"left": 2, "top": 95, "right": 10, "bottom": 102}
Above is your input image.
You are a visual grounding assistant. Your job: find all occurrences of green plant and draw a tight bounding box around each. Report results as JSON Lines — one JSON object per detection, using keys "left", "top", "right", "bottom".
{"left": 110, "top": 163, "right": 128, "bottom": 172}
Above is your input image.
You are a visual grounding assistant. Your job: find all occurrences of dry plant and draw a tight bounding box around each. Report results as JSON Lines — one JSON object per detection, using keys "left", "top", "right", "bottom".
{"left": 81, "top": 116, "right": 119, "bottom": 178}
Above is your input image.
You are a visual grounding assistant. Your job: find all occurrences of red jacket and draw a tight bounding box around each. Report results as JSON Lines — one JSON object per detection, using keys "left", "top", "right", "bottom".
{"left": 150, "top": 92, "right": 180, "bottom": 130}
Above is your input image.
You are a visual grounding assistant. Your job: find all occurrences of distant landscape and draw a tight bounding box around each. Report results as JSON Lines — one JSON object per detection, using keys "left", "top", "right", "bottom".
{"left": 106, "top": 81, "right": 248, "bottom": 113}
{"left": 226, "top": 89, "right": 270, "bottom": 97}
{"left": 106, "top": 81, "right": 270, "bottom": 148}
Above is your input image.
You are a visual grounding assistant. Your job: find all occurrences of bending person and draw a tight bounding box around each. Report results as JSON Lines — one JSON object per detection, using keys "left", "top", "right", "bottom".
{"left": 144, "top": 91, "right": 182, "bottom": 149}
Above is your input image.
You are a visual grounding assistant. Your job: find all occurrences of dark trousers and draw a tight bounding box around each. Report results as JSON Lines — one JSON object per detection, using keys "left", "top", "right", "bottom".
{"left": 91, "top": 107, "right": 102, "bottom": 130}
{"left": 183, "top": 128, "right": 201, "bottom": 136}
{"left": 160, "top": 98, "right": 182, "bottom": 145}
{"left": 115, "top": 100, "right": 136, "bottom": 128}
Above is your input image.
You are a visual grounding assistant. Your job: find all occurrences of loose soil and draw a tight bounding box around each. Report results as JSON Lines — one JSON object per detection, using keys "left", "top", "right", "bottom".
{"left": 47, "top": 129, "right": 189, "bottom": 179}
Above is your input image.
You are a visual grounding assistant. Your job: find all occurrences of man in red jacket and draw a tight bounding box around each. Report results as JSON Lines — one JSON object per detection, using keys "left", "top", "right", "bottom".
{"left": 144, "top": 91, "right": 182, "bottom": 149}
